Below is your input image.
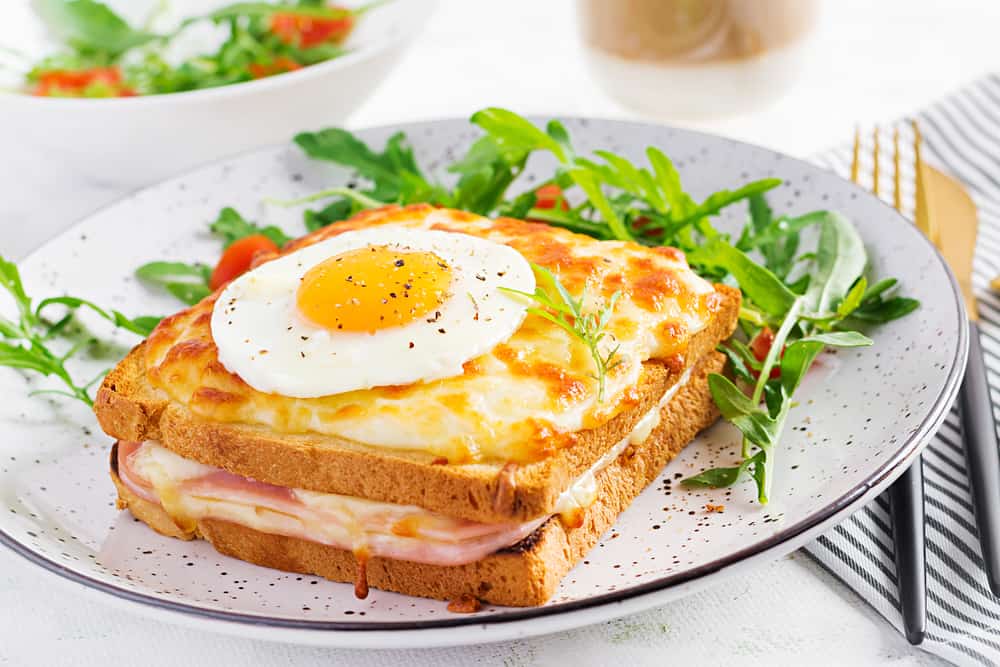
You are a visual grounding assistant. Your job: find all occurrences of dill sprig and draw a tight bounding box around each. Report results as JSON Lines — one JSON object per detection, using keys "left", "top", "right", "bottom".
{"left": 501, "top": 263, "right": 622, "bottom": 401}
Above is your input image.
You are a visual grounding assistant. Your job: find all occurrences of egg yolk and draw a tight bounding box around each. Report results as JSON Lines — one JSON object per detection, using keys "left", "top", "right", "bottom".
{"left": 297, "top": 246, "right": 452, "bottom": 333}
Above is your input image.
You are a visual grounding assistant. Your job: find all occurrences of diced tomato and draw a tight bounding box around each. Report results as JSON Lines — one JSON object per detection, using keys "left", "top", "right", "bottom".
{"left": 533, "top": 184, "right": 570, "bottom": 211}
{"left": 632, "top": 214, "right": 663, "bottom": 239}
{"left": 248, "top": 57, "right": 304, "bottom": 79}
{"left": 209, "top": 235, "right": 280, "bottom": 290}
{"left": 749, "top": 327, "right": 782, "bottom": 379}
{"left": 270, "top": 8, "right": 355, "bottom": 48}
{"left": 32, "top": 67, "right": 136, "bottom": 98}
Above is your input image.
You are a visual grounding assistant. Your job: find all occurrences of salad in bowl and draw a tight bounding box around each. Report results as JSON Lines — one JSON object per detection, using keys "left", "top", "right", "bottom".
{"left": 0, "top": 0, "right": 433, "bottom": 183}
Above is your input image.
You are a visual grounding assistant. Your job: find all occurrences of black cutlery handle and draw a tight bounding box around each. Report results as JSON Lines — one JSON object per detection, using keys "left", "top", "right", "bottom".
{"left": 958, "top": 320, "right": 1000, "bottom": 596}
{"left": 889, "top": 461, "right": 927, "bottom": 645}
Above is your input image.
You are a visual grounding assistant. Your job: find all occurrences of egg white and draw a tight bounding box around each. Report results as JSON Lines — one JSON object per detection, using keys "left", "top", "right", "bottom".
{"left": 210, "top": 226, "right": 536, "bottom": 398}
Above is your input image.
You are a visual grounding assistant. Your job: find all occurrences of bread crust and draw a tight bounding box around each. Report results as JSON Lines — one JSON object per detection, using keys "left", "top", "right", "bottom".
{"left": 111, "top": 351, "right": 724, "bottom": 607}
{"left": 96, "top": 286, "right": 738, "bottom": 524}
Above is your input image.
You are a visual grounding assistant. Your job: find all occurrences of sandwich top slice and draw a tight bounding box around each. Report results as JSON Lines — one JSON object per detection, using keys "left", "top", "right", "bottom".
{"left": 96, "top": 204, "right": 740, "bottom": 606}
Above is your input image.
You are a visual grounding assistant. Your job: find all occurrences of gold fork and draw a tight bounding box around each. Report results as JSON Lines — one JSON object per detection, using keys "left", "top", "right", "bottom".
{"left": 851, "top": 123, "right": 936, "bottom": 241}
{"left": 852, "top": 123, "right": 1000, "bottom": 644}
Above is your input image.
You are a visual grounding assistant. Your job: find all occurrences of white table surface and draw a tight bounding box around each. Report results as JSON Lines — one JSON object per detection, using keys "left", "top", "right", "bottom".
{"left": 2, "top": 1, "right": 997, "bottom": 664}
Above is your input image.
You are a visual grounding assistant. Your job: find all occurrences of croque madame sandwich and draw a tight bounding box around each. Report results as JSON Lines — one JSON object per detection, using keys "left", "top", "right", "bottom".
{"left": 94, "top": 204, "right": 740, "bottom": 607}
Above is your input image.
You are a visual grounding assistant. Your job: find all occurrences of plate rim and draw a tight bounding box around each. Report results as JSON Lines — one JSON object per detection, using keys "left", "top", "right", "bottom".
{"left": 0, "top": 114, "right": 970, "bottom": 635}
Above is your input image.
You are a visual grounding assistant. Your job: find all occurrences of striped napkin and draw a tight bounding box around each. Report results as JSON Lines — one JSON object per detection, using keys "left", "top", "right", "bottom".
{"left": 806, "top": 74, "right": 1000, "bottom": 666}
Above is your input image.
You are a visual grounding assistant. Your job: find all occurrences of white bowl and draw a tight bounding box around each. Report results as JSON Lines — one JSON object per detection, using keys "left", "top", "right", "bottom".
{"left": 0, "top": 0, "right": 434, "bottom": 186}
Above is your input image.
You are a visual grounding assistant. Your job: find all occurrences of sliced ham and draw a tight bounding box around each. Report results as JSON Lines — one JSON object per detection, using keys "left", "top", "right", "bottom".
{"left": 117, "top": 441, "right": 545, "bottom": 566}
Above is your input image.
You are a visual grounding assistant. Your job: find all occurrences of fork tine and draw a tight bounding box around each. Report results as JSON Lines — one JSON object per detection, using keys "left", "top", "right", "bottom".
{"left": 893, "top": 127, "right": 902, "bottom": 212}
{"left": 873, "top": 126, "right": 881, "bottom": 196}
{"left": 851, "top": 126, "right": 861, "bottom": 184}
{"left": 911, "top": 120, "right": 936, "bottom": 244}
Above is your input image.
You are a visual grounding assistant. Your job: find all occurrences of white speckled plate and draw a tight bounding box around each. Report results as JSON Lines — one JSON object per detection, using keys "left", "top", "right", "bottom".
{"left": 0, "top": 118, "right": 967, "bottom": 648}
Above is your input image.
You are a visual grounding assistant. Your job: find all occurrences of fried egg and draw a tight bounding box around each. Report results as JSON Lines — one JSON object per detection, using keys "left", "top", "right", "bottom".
{"left": 210, "top": 226, "right": 535, "bottom": 398}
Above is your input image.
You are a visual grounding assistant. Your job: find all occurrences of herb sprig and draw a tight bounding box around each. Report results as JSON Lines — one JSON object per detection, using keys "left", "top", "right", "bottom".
{"left": 500, "top": 264, "right": 622, "bottom": 401}
{"left": 0, "top": 255, "right": 157, "bottom": 405}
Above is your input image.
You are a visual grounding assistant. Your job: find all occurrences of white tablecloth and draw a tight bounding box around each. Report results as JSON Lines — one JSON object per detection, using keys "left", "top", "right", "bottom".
{"left": 3, "top": 1, "right": 998, "bottom": 664}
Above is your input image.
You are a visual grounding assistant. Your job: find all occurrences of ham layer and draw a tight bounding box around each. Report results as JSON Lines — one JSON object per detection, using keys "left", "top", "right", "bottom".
{"left": 118, "top": 440, "right": 546, "bottom": 566}
{"left": 117, "top": 365, "right": 694, "bottom": 566}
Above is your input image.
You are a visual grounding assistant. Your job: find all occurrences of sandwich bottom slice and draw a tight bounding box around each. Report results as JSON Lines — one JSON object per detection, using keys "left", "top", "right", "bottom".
{"left": 110, "top": 350, "right": 725, "bottom": 607}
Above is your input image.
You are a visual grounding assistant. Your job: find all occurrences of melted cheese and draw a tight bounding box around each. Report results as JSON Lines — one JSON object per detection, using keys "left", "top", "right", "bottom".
{"left": 553, "top": 364, "right": 693, "bottom": 519}
{"left": 144, "top": 205, "right": 719, "bottom": 463}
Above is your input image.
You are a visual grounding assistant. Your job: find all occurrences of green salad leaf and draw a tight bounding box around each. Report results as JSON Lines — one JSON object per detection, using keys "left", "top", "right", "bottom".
{"left": 135, "top": 261, "right": 212, "bottom": 306}
{"left": 19, "top": 0, "right": 364, "bottom": 97}
{"left": 211, "top": 207, "right": 290, "bottom": 248}
{"left": 34, "top": 0, "right": 159, "bottom": 57}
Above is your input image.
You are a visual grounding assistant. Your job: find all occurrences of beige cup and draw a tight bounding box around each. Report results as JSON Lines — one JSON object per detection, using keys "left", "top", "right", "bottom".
{"left": 577, "top": 0, "right": 819, "bottom": 118}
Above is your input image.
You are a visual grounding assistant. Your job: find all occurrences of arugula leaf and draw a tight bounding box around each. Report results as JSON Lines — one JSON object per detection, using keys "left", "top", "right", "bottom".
{"left": 469, "top": 107, "right": 570, "bottom": 164}
{"left": 861, "top": 277, "right": 898, "bottom": 302}
{"left": 717, "top": 343, "right": 756, "bottom": 383}
{"left": 645, "top": 148, "right": 696, "bottom": 219}
{"left": 545, "top": 120, "right": 576, "bottom": 162}
{"left": 799, "top": 331, "right": 873, "bottom": 347}
{"left": 497, "top": 189, "right": 537, "bottom": 219}
{"left": 671, "top": 179, "right": 783, "bottom": 230}
{"left": 135, "top": 261, "right": 212, "bottom": 306}
{"left": 448, "top": 136, "right": 526, "bottom": 215}
{"left": 688, "top": 239, "right": 797, "bottom": 318}
{"left": 835, "top": 277, "right": 867, "bottom": 319}
{"left": 210, "top": 207, "right": 290, "bottom": 248}
{"left": 135, "top": 261, "right": 209, "bottom": 283}
{"left": 778, "top": 339, "right": 823, "bottom": 396}
{"left": 803, "top": 212, "right": 867, "bottom": 315}
{"left": 304, "top": 197, "right": 357, "bottom": 231}
{"left": 0, "top": 255, "right": 38, "bottom": 329}
{"left": 684, "top": 450, "right": 767, "bottom": 492}
{"left": 294, "top": 129, "right": 446, "bottom": 204}
{"left": 35, "top": 0, "right": 159, "bottom": 57}
{"left": 739, "top": 194, "right": 799, "bottom": 280}
{"left": 1, "top": 254, "right": 150, "bottom": 405}
{"left": 850, "top": 297, "right": 920, "bottom": 323}
{"left": 35, "top": 297, "right": 160, "bottom": 336}
{"left": 847, "top": 278, "right": 921, "bottom": 323}
{"left": 708, "top": 373, "right": 785, "bottom": 448}
{"left": 567, "top": 168, "right": 633, "bottom": 241}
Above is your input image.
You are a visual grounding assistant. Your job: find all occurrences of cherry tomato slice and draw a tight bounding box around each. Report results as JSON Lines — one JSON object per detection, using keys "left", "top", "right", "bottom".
{"left": 533, "top": 184, "right": 570, "bottom": 211}
{"left": 749, "top": 327, "right": 782, "bottom": 379}
{"left": 33, "top": 67, "right": 136, "bottom": 98}
{"left": 248, "top": 57, "right": 303, "bottom": 79}
{"left": 270, "top": 9, "right": 355, "bottom": 48}
{"left": 209, "top": 235, "right": 280, "bottom": 290}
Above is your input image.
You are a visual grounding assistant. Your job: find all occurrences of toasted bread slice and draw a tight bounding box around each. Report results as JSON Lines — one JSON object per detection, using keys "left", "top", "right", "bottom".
{"left": 111, "top": 351, "right": 724, "bottom": 606}
{"left": 96, "top": 285, "right": 738, "bottom": 524}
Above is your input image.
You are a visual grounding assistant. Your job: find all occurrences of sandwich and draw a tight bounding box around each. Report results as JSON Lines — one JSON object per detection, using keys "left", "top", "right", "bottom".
{"left": 94, "top": 203, "right": 740, "bottom": 607}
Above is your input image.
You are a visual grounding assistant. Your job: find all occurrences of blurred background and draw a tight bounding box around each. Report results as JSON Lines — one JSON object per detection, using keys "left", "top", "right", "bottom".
{"left": 2, "top": 0, "right": 998, "bottom": 257}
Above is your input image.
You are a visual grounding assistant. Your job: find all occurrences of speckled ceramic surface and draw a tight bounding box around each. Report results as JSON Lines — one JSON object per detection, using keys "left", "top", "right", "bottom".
{"left": 0, "top": 118, "right": 966, "bottom": 648}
